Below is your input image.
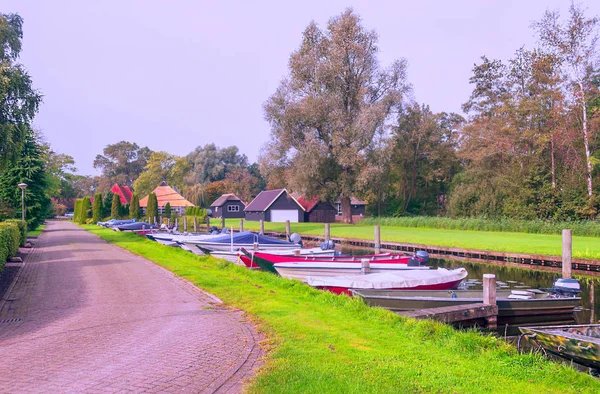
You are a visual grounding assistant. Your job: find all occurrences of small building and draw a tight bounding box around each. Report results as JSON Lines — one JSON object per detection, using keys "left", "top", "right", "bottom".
{"left": 139, "top": 181, "right": 194, "bottom": 215}
{"left": 244, "top": 189, "right": 305, "bottom": 222}
{"left": 210, "top": 193, "right": 246, "bottom": 219}
{"left": 335, "top": 197, "right": 367, "bottom": 221}
{"left": 293, "top": 193, "right": 336, "bottom": 223}
{"left": 110, "top": 183, "right": 133, "bottom": 205}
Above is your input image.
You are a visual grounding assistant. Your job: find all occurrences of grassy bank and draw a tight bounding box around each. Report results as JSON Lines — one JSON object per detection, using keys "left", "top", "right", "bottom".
{"left": 84, "top": 225, "right": 599, "bottom": 393}
{"left": 222, "top": 219, "right": 600, "bottom": 260}
{"left": 27, "top": 224, "right": 45, "bottom": 237}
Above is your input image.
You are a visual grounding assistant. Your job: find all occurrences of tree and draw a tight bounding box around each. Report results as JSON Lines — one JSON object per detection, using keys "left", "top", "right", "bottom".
{"left": 92, "top": 193, "right": 103, "bottom": 222}
{"left": 146, "top": 192, "right": 158, "bottom": 224}
{"left": 111, "top": 192, "right": 121, "bottom": 219}
{"left": 93, "top": 141, "right": 151, "bottom": 186}
{"left": 262, "top": 9, "right": 409, "bottom": 223}
{"left": 534, "top": 4, "right": 600, "bottom": 201}
{"left": 132, "top": 151, "right": 176, "bottom": 198}
{"left": 224, "top": 167, "right": 261, "bottom": 203}
{"left": 130, "top": 194, "right": 140, "bottom": 219}
{"left": 102, "top": 192, "right": 113, "bottom": 218}
{"left": 164, "top": 202, "right": 171, "bottom": 218}
{"left": 186, "top": 144, "right": 248, "bottom": 185}
{"left": 79, "top": 196, "right": 91, "bottom": 224}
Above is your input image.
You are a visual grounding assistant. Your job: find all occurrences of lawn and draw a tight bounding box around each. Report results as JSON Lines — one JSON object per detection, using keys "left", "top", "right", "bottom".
{"left": 27, "top": 224, "right": 46, "bottom": 237}
{"left": 84, "top": 224, "right": 600, "bottom": 393}
{"left": 221, "top": 219, "right": 600, "bottom": 260}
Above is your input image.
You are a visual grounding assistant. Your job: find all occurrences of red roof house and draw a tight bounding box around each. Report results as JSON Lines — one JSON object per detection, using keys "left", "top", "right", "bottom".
{"left": 110, "top": 184, "right": 133, "bottom": 205}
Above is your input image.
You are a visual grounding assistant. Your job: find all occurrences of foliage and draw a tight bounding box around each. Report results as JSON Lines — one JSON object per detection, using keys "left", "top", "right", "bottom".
{"left": 102, "top": 192, "right": 113, "bottom": 218}
{"left": 86, "top": 225, "right": 600, "bottom": 393}
{"left": 52, "top": 201, "right": 67, "bottom": 217}
{"left": 130, "top": 194, "right": 140, "bottom": 219}
{"left": 73, "top": 198, "right": 81, "bottom": 223}
{"left": 93, "top": 141, "right": 151, "bottom": 187}
{"left": 111, "top": 192, "right": 121, "bottom": 219}
{"left": 132, "top": 151, "right": 176, "bottom": 198}
{"left": 164, "top": 202, "right": 171, "bottom": 217}
{"left": 5, "top": 218, "right": 26, "bottom": 246}
{"left": 92, "top": 193, "right": 103, "bottom": 222}
{"left": 146, "top": 192, "right": 158, "bottom": 224}
{"left": 262, "top": 9, "right": 410, "bottom": 223}
{"left": 185, "top": 143, "right": 247, "bottom": 185}
{"left": 0, "top": 220, "right": 22, "bottom": 273}
{"left": 78, "top": 196, "right": 91, "bottom": 224}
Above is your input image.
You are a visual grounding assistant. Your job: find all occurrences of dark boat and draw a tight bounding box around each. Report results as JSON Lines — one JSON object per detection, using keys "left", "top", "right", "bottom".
{"left": 193, "top": 231, "right": 301, "bottom": 253}
{"left": 519, "top": 324, "right": 600, "bottom": 370}
{"left": 114, "top": 222, "right": 158, "bottom": 234}
{"left": 352, "top": 289, "right": 581, "bottom": 335}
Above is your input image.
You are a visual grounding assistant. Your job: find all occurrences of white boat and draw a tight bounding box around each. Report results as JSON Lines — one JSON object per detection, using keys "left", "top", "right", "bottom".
{"left": 273, "top": 261, "right": 430, "bottom": 282}
{"left": 193, "top": 231, "right": 301, "bottom": 253}
{"left": 210, "top": 247, "right": 337, "bottom": 267}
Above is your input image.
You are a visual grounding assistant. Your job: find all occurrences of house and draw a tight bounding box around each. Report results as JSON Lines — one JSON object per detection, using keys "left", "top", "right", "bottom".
{"left": 139, "top": 181, "right": 194, "bottom": 215}
{"left": 292, "top": 193, "right": 336, "bottom": 223}
{"left": 110, "top": 183, "right": 133, "bottom": 205}
{"left": 210, "top": 194, "right": 246, "bottom": 219}
{"left": 334, "top": 197, "right": 367, "bottom": 221}
{"left": 244, "top": 189, "right": 305, "bottom": 222}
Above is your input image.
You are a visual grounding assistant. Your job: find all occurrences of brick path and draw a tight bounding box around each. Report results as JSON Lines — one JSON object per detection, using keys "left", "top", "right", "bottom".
{"left": 0, "top": 221, "right": 262, "bottom": 393}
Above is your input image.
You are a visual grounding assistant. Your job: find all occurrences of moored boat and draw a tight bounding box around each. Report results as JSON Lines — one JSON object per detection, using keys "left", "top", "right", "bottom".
{"left": 114, "top": 222, "right": 158, "bottom": 234}
{"left": 238, "top": 247, "right": 339, "bottom": 269}
{"left": 518, "top": 324, "right": 600, "bottom": 369}
{"left": 273, "top": 261, "right": 430, "bottom": 282}
{"left": 307, "top": 268, "right": 468, "bottom": 295}
{"left": 98, "top": 218, "right": 136, "bottom": 227}
{"left": 192, "top": 231, "right": 301, "bottom": 253}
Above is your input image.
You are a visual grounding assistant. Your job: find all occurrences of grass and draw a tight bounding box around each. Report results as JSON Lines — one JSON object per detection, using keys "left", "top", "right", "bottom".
{"left": 27, "top": 224, "right": 46, "bottom": 237}
{"left": 222, "top": 219, "right": 600, "bottom": 260}
{"left": 84, "top": 224, "right": 600, "bottom": 393}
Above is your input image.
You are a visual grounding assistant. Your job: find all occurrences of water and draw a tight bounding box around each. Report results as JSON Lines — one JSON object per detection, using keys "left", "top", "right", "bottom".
{"left": 340, "top": 247, "right": 598, "bottom": 324}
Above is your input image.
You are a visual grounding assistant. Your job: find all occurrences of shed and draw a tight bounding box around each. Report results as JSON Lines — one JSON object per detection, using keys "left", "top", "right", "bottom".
{"left": 334, "top": 197, "right": 367, "bottom": 221}
{"left": 244, "top": 189, "right": 305, "bottom": 222}
{"left": 210, "top": 194, "right": 246, "bottom": 219}
{"left": 139, "top": 181, "right": 194, "bottom": 215}
{"left": 292, "top": 193, "right": 336, "bottom": 223}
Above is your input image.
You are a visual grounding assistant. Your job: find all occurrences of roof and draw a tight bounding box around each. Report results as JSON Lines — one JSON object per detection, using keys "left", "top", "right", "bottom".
{"left": 139, "top": 181, "right": 194, "bottom": 208}
{"left": 210, "top": 193, "right": 244, "bottom": 208}
{"left": 290, "top": 192, "right": 320, "bottom": 212}
{"left": 110, "top": 183, "right": 133, "bottom": 204}
{"left": 244, "top": 189, "right": 304, "bottom": 212}
{"left": 334, "top": 197, "right": 368, "bottom": 205}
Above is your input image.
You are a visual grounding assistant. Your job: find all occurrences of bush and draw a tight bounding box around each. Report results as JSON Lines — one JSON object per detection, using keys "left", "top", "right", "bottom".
{"left": 0, "top": 221, "right": 22, "bottom": 273}
{"left": 79, "top": 196, "right": 92, "bottom": 225}
{"left": 73, "top": 199, "right": 82, "bottom": 223}
{"left": 92, "top": 193, "right": 103, "bottom": 223}
{"left": 111, "top": 193, "right": 122, "bottom": 219}
{"left": 130, "top": 194, "right": 140, "bottom": 219}
{"left": 147, "top": 193, "right": 158, "bottom": 224}
{"left": 5, "top": 219, "right": 26, "bottom": 246}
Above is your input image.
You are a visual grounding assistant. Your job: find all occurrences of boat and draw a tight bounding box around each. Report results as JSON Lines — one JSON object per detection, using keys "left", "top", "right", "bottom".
{"left": 307, "top": 268, "right": 468, "bottom": 295}
{"left": 273, "top": 261, "right": 430, "bottom": 282}
{"left": 191, "top": 231, "right": 301, "bottom": 253}
{"left": 97, "top": 218, "right": 136, "bottom": 227}
{"left": 239, "top": 248, "right": 422, "bottom": 274}
{"left": 518, "top": 324, "right": 600, "bottom": 369}
{"left": 114, "top": 222, "right": 158, "bottom": 234}
{"left": 352, "top": 288, "right": 581, "bottom": 335}
{"left": 238, "top": 247, "right": 339, "bottom": 269}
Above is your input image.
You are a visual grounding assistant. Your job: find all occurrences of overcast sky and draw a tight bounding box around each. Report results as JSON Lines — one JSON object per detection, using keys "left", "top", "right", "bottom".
{"left": 4, "top": 0, "right": 600, "bottom": 175}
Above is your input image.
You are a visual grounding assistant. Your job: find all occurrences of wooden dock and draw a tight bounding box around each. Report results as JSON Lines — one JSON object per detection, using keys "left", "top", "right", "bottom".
{"left": 397, "top": 303, "right": 498, "bottom": 330}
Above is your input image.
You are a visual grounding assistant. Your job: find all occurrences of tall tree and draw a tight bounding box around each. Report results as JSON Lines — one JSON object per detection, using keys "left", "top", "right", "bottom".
{"left": 132, "top": 151, "right": 176, "bottom": 198}
{"left": 92, "top": 193, "right": 103, "bottom": 223}
{"left": 111, "top": 192, "right": 121, "bottom": 219}
{"left": 130, "top": 194, "right": 140, "bottom": 219}
{"left": 186, "top": 144, "right": 248, "bottom": 185}
{"left": 93, "top": 141, "right": 151, "bottom": 186}
{"left": 146, "top": 193, "right": 158, "bottom": 224}
{"left": 79, "top": 196, "right": 91, "bottom": 224}
{"left": 262, "top": 9, "right": 409, "bottom": 222}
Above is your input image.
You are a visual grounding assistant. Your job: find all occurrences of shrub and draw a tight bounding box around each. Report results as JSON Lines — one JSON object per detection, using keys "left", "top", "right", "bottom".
{"left": 111, "top": 193, "right": 122, "bottom": 219}
{"left": 147, "top": 193, "right": 158, "bottom": 224}
{"left": 130, "top": 194, "right": 140, "bottom": 219}
{"left": 102, "top": 192, "right": 113, "bottom": 218}
{"left": 92, "top": 193, "right": 103, "bottom": 223}
{"left": 165, "top": 202, "right": 171, "bottom": 218}
{"left": 73, "top": 199, "right": 82, "bottom": 223}
{"left": 0, "top": 221, "right": 22, "bottom": 273}
{"left": 5, "top": 219, "right": 26, "bottom": 246}
{"left": 79, "top": 196, "right": 92, "bottom": 225}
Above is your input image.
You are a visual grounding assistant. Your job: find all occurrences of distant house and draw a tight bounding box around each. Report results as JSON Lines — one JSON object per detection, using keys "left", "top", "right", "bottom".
{"left": 292, "top": 193, "right": 336, "bottom": 223}
{"left": 244, "top": 189, "right": 305, "bottom": 222}
{"left": 334, "top": 197, "right": 367, "bottom": 221}
{"left": 110, "top": 183, "right": 133, "bottom": 205}
{"left": 139, "top": 181, "right": 194, "bottom": 215}
{"left": 210, "top": 193, "right": 246, "bottom": 219}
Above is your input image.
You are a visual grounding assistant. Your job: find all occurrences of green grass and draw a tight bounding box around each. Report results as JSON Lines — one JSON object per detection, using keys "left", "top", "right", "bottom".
{"left": 223, "top": 219, "right": 600, "bottom": 260}
{"left": 84, "top": 224, "right": 600, "bottom": 393}
{"left": 27, "top": 224, "right": 46, "bottom": 237}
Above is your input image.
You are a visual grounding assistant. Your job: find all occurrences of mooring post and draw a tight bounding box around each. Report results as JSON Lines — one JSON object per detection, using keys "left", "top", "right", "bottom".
{"left": 221, "top": 216, "right": 225, "bottom": 230}
{"left": 240, "top": 218, "right": 244, "bottom": 232}
{"left": 361, "top": 258, "right": 370, "bottom": 274}
{"left": 183, "top": 216, "right": 187, "bottom": 232}
{"left": 325, "top": 223, "right": 330, "bottom": 241}
{"left": 483, "top": 274, "right": 496, "bottom": 305}
{"left": 285, "top": 220, "right": 291, "bottom": 239}
{"left": 175, "top": 218, "right": 178, "bottom": 231}
{"left": 591, "top": 284, "right": 595, "bottom": 323}
{"left": 259, "top": 220, "right": 264, "bottom": 235}
{"left": 193, "top": 216, "right": 198, "bottom": 232}
{"left": 167, "top": 218, "right": 170, "bottom": 227}
{"left": 562, "top": 229, "right": 572, "bottom": 279}
{"left": 374, "top": 225, "right": 381, "bottom": 253}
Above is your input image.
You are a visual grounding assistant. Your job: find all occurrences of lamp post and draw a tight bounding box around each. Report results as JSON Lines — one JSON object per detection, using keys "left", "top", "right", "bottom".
{"left": 18, "top": 183, "right": 27, "bottom": 221}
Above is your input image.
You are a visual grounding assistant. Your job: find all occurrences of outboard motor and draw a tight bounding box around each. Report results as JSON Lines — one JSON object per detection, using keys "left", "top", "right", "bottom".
{"left": 289, "top": 233, "right": 303, "bottom": 246}
{"left": 221, "top": 227, "right": 229, "bottom": 234}
{"left": 320, "top": 239, "right": 335, "bottom": 251}
{"left": 416, "top": 250, "right": 430, "bottom": 264}
{"left": 407, "top": 256, "right": 421, "bottom": 267}
{"left": 551, "top": 278, "right": 581, "bottom": 296}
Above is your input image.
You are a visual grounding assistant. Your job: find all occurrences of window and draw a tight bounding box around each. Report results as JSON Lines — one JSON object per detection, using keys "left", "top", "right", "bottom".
{"left": 228, "top": 205, "right": 240, "bottom": 212}
{"left": 336, "top": 203, "right": 342, "bottom": 216}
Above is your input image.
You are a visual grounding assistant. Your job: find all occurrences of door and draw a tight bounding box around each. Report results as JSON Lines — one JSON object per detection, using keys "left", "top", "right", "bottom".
{"left": 270, "top": 209, "right": 299, "bottom": 223}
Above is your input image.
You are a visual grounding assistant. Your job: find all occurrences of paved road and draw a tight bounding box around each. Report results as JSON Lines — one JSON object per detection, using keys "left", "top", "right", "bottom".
{"left": 0, "top": 221, "right": 262, "bottom": 393}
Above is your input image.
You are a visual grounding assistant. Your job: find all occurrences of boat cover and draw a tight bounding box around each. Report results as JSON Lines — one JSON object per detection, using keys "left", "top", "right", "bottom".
{"left": 306, "top": 268, "right": 468, "bottom": 290}
{"left": 116, "top": 222, "right": 157, "bottom": 231}
{"left": 204, "top": 231, "right": 298, "bottom": 245}
{"left": 98, "top": 218, "right": 136, "bottom": 227}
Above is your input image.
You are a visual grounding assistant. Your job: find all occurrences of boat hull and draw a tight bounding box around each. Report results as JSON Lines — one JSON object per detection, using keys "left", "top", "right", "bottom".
{"left": 319, "top": 278, "right": 466, "bottom": 296}
{"left": 274, "top": 263, "right": 429, "bottom": 282}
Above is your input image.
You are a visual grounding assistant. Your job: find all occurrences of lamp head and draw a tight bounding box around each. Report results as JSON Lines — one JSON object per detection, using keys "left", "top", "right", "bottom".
{"left": 18, "top": 183, "right": 28, "bottom": 190}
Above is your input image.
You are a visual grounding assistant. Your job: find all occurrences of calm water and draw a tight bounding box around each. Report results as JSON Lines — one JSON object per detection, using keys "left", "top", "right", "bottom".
{"left": 340, "top": 247, "right": 598, "bottom": 324}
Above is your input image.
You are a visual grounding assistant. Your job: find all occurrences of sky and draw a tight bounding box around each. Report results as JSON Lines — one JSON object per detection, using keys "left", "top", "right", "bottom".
{"left": 4, "top": 0, "right": 600, "bottom": 175}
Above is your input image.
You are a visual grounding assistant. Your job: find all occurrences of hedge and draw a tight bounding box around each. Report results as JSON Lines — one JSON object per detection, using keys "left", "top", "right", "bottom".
{"left": 0, "top": 220, "right": 25, "bottom": 273}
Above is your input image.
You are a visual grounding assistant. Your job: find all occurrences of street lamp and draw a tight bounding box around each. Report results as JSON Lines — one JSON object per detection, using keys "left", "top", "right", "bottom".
{"left": 18, "top": 183, "right": 27, "bottom": 221}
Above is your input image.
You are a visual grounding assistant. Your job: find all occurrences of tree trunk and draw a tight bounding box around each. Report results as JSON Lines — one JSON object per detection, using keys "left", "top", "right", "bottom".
{"left": 579, "top": 81, "right": 593, "bottom": 199}
{"left": 341, "top": 195, "right": 353, "bottom": 224}
{"left": 551, "top": 134, "right": 556, "bottom": 190}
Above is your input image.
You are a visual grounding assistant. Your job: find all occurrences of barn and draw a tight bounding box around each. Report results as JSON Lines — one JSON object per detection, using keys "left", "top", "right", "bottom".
{"left": 244, "top": 189, "right": 305, "bottom": 222}
{"left": 210, "top": 194, "right": 246, "bottom": 219}
{"left": 292, "top": 193, "right": 336, "bottom": 223}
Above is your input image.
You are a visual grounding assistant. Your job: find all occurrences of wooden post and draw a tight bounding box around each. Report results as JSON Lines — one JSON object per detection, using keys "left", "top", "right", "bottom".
{"left": 175, "top": 218, "right": 178, "bottom": 232}
{"left": 240, "top": 218, "right": 244, "bottom": 232}
{"left": 591, "top": 284, "right": 596, "bottom": 323}
{"left": 259, "top": 220, "right": 264, "bottom": 235}
{"left": 159, "top": 215, "right": 162, "bottom": 225}
{"left": 325, "top": 223, "right": 330, "bottom": 241}
{"left": 562, "top": 229, "right": 572, "bottom": 279}
{"left": 483, "top": 274, "right": 496, "bottom": 305}
{"left": 221, "top": 216, "right": 225, "bottom": 230}
{"left": 374, "top": 225, "right": 381, "bottom": 253}
{"left": 183, "top": 216, "right": 187, "bottom": 232}
{"left": 361, "top": 258, "right": 370, "bottom": 274}
{"left": 206, "top": 216, "right": 210, "bottom": 230}
{"left": 193, "top": 216, "right": 198, "bottom": 232}
{"left": 167, "top": 218, "right": 170, "bottom": 227}
{"left": 285, "top": 220, "right": 291, "bottom": 239}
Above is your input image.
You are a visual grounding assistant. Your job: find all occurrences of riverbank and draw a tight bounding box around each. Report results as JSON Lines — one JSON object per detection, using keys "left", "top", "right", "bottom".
{"left": 84, "top": 225, "right": 599, "bottom": 393}
{"left": 222, "top": 219, "right": 600, "bottom": 260}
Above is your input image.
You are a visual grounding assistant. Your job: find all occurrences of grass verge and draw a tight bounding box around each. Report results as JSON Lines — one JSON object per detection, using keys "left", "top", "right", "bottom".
{"left": 223, "top": 219, "right": 600, "bottom": 260}
{"left": 84, "top": 224, "right": 599, "bottom": 393}
{"left": 27, "top": 224, "right": 45, "bottom": 237}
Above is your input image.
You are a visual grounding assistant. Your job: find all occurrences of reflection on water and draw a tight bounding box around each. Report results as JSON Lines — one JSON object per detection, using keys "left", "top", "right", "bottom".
{"left": 340, "top": 246, "right": 599, "bottom": 324}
